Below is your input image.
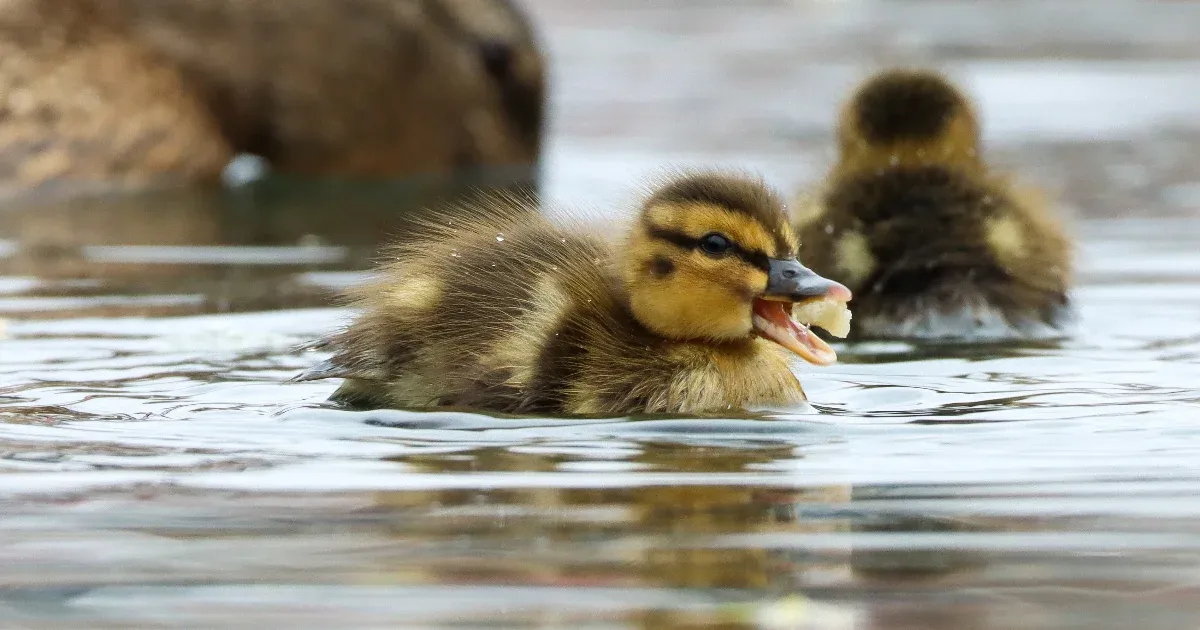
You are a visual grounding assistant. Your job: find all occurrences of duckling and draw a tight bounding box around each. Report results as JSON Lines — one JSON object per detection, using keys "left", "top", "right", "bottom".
{"left": 295, "top": 172, "right": 853, "bottom": 415}
{"left": 792, "top": 69, "right": 1074, "bottom": 340}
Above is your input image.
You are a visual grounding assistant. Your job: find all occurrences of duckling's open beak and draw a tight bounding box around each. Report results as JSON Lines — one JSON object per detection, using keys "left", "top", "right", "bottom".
{"left": 752, "top": 259, "right": 852, "bottom": 366}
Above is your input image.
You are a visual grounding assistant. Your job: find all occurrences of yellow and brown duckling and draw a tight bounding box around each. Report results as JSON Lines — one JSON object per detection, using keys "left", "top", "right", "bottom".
{"left": 792, "top": 69, "right": 1074, "bottom": 340}
{"left": 296, "top": 172, "right": 853, "bottom": 415}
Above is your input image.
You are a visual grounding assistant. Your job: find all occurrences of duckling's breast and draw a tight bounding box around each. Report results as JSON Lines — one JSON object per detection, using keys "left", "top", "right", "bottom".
{"left": 850, "top": 269, "right": 1076, "bottom": 341}
{"left": 645, "top": 340, "right": 807, "bottom": 413}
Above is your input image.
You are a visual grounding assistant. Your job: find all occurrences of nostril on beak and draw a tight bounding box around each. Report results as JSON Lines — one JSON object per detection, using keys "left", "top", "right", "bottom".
{"left": 781, "top": 268, "right": 798, "bottom": 279}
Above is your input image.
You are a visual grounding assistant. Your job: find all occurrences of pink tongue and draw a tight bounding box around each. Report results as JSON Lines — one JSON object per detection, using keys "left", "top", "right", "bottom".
{"left": 757, "top": 300, "right": 807, "bottom": 336}
{"left": 751, "top": 299, "right": 838, "bottom": 366}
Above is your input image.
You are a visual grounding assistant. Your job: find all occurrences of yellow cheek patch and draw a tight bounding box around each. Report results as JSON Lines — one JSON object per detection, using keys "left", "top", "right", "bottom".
{"left": 835, "top": 231, "right": 875, "bottom": 288}
{"left": 683, "top": 251, "right": 767, "bottom": 295}
{"left": 630, "top": 254, "right": 758, "bottom": 341}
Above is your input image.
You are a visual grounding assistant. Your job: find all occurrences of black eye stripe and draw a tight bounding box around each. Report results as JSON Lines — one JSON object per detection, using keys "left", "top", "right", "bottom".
{"left": 646, "top": 227, "right": 771, "bottom": 273}
{"left": 738, "top": 248, "right": 771, "bottom": 273}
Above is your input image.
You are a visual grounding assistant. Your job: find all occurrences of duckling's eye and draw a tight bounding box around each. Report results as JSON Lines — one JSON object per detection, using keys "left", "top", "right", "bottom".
{"left": 699, "top": 233, "right": 733, "bottom": 256}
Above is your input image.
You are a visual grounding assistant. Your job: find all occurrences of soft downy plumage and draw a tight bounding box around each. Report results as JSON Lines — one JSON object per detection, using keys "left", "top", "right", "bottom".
{"left": 296, "top": 171, "right": 852, "bottom": 415}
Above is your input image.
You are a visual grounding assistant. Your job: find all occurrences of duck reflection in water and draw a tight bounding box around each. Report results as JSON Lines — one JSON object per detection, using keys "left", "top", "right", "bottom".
{"left": 352, "top": 440, "right": 993, "bottom": 628}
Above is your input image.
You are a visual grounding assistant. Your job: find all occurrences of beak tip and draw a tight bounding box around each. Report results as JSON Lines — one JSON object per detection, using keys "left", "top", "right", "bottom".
{"left": 827, "top": 282, "right": 852, "bottom": 303}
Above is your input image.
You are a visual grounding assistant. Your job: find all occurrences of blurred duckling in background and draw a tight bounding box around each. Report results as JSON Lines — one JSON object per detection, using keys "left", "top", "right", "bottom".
{"left": 296, "top": 172, "right": 852, "bottom": 415}
{"left": 792, "top": 68, "right": 1074, "bottom": 340}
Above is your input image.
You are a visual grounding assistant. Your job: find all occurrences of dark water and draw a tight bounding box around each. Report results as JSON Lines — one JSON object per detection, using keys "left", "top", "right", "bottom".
{"left": 3, "top": 2, "right": 1200, "bottom": 628}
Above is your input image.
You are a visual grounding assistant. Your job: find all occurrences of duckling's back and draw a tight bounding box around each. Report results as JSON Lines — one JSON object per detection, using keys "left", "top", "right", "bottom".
{"left": 795, "top": 69, "right": 1074, "bottom": 340}
{"left": 301, "top": 194, "right": 618, "bottom": 411}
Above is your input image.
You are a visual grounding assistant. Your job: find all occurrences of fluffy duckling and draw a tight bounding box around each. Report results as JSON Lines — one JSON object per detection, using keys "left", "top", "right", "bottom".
{"left": 792, "top": 69, "right": 1074, "bottom": 340}
{"left": 296, "top": 172, "right": 852, "bottom": 415}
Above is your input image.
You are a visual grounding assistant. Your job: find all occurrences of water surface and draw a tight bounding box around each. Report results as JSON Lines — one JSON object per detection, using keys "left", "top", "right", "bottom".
{"left": 3, "top": 1, "right": 1200, "bottom": 628}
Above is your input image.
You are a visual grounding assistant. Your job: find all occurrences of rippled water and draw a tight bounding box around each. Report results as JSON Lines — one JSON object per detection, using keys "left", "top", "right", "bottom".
{"left": 3, "top": 1, "right": 1200, "bottom": 628}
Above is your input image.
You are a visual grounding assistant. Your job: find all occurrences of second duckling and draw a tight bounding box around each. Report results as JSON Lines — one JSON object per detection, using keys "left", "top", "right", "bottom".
{"left": 793, "top": 69, "right": 1074, "bottom": 341}
{"left": 296, "top": 172, "right": 852, "bottom": 415}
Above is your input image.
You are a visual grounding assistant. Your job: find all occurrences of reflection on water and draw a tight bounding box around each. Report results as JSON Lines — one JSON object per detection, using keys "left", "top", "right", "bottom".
{"left": 4, "top": 1, "right": 1200, "bottom": 628}
{"left": 3, "top": 254, "right": 1200, "bottom": 627}
{"left": 0, "top": 168, "right": 533, "bottom": 319}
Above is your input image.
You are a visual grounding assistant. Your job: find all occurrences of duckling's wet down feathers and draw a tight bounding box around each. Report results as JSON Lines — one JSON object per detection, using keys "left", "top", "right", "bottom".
{"left": 297, "top": 172, "right": 851, "bottom": 415}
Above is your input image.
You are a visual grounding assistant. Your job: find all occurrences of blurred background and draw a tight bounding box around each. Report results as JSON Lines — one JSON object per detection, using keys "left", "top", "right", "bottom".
{"left": 2, "top": 0, "right": 1198, "bottom": 320}
{"left": 2, "top": 1, "right": 1200, "bottom": 629}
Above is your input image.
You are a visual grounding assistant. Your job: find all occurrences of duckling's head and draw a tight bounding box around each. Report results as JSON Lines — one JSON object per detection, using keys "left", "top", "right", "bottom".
{"left": 621, "top": 173, "right": 852, "bottom": 365}
{"left": 836, "top": 68, "right": 981, "bottom": 174}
